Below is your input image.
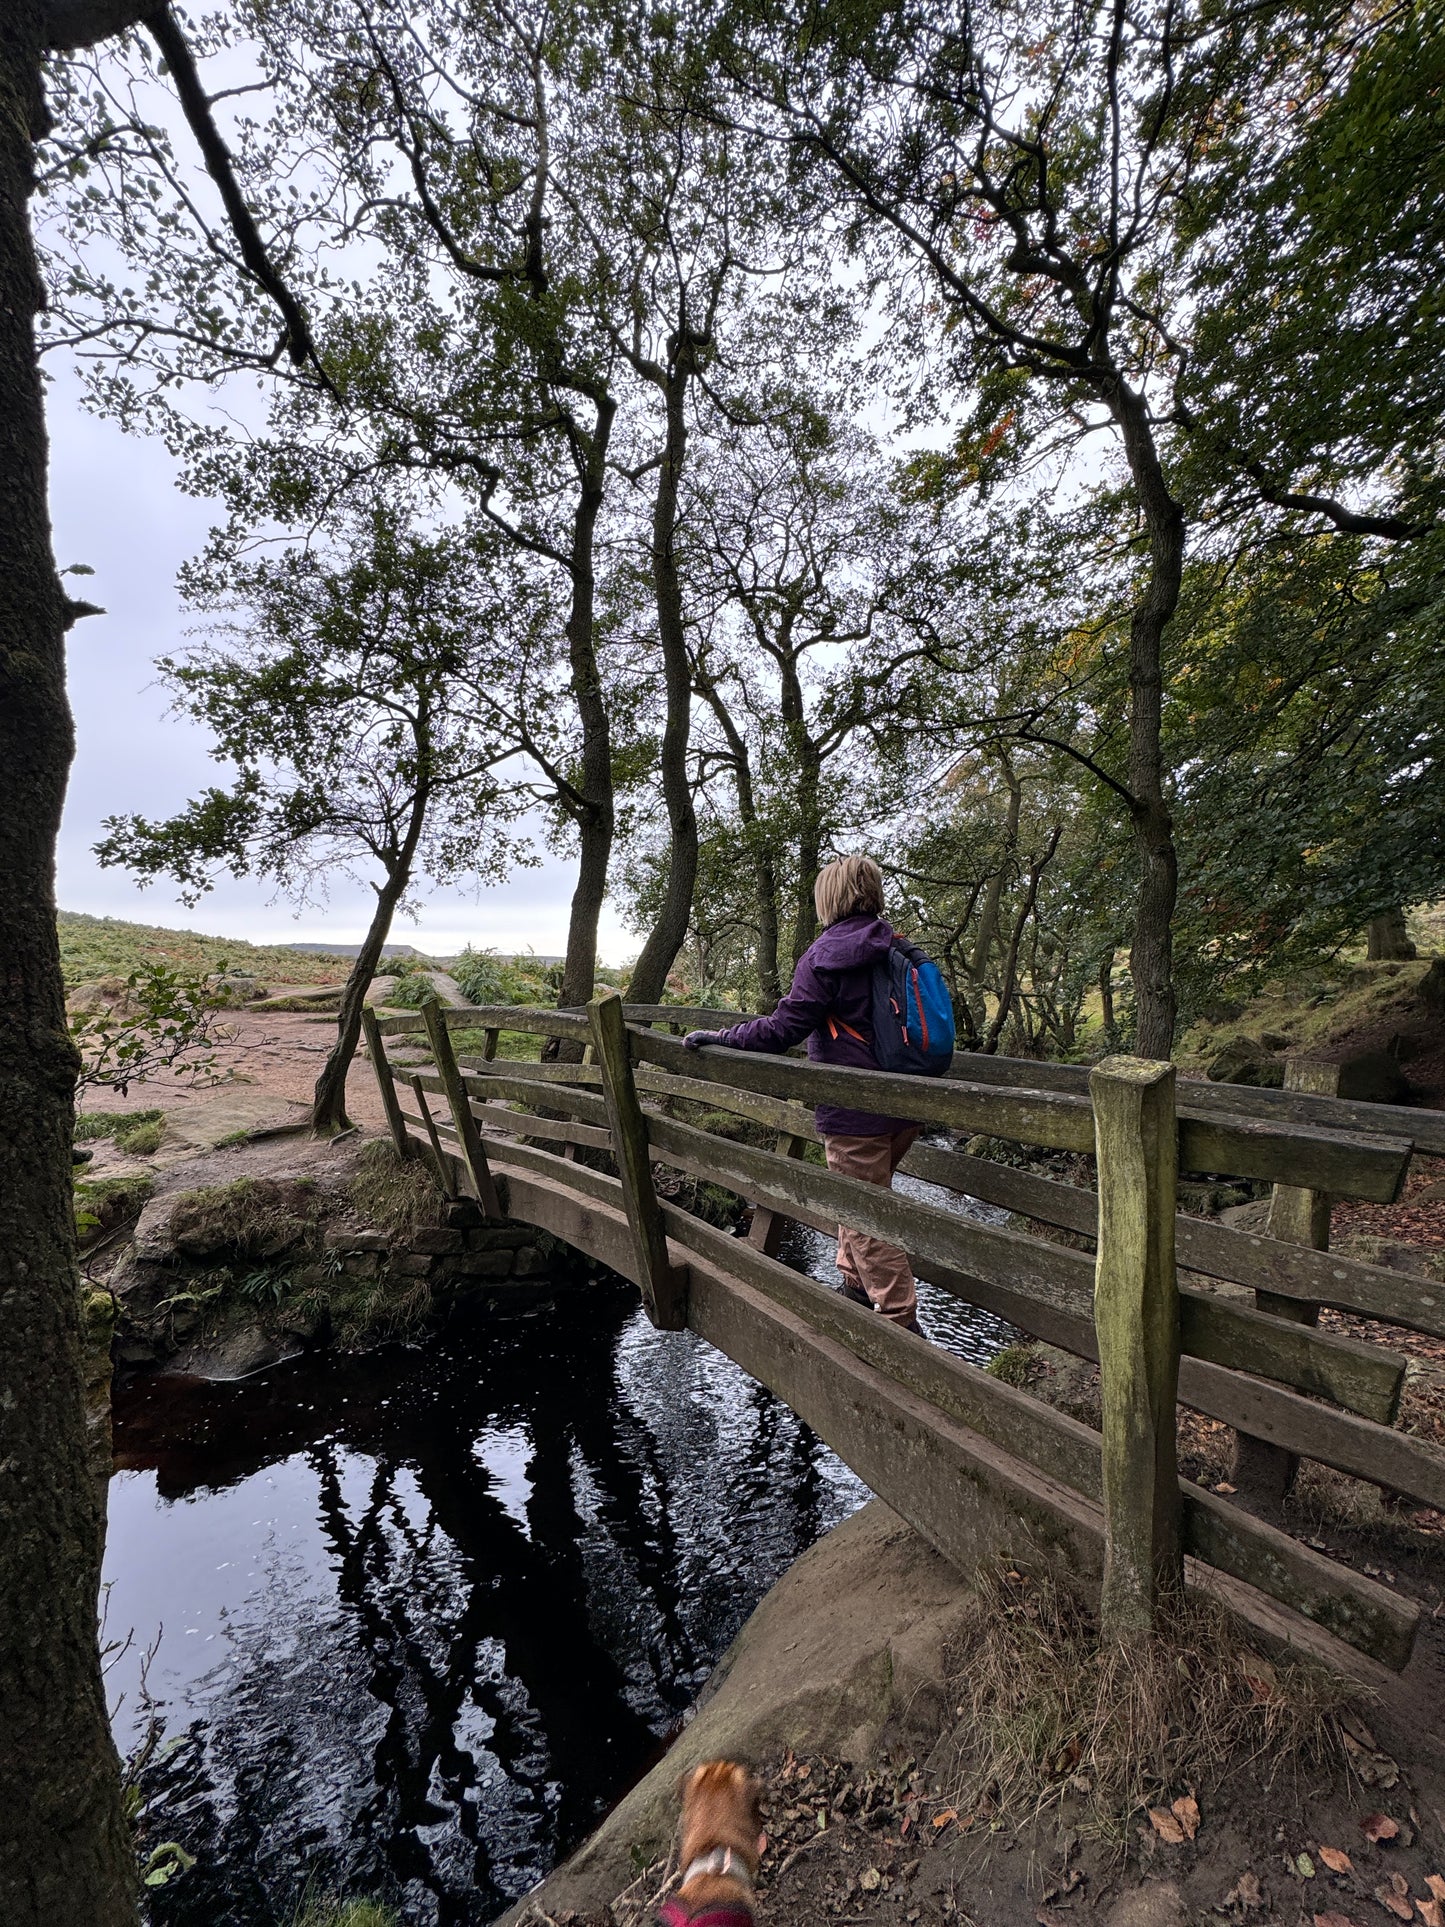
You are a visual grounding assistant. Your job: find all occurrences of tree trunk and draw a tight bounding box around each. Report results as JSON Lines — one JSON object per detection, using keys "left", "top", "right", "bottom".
{"left": 1099, "top": 948, "right": 1117, "bottom": 1042}
{"left": 750, "top": 837, "right": 783, "bottom": 1010}
{"left": 1366, "top": 910, "right": 1416, "bottom": 961}
{"left": 1112, "top": 383, "right": 1185, "bottom": 1061}
{"left": 0, "top": 10, "right": 141, "bottom": 1919}
{"left": 790, "top": 735, "right": 822, "bottom": 967}
{"left": 970, "top": 750, "right": 1020, "bottom": 982}
{"left": 312, "top": 808, "right": 426, "bottom": 1133}
{"left": 555, "top": 394, "right": 619, "bottom": 1036}
{"left": 697, "top": 672, "right": 782, "bottom": 1009}
{"left": 626, "top": 351, "right": 698, "bottom": 1005}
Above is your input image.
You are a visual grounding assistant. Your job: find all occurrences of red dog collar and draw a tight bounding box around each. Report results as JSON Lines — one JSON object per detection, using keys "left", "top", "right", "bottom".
{"left": 657, "top": 1904, "right": 753, "bottom": 1927}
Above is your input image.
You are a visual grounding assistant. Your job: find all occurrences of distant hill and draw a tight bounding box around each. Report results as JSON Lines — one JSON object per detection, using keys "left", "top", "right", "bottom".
{"left": 56, "top": 911, "right": 376, "bottom": 988}
{"left": 282, "top": 940, "right": 432, "bottom": 961}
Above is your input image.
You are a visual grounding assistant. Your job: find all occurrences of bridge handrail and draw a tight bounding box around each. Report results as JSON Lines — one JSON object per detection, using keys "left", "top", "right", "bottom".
{"left": 389, "top": 1052, "right": 1408, "bottom": 1425}
{"left": 376, "top": 1008, "right": 1440, "bottom": 1330}
{"left": 360, "top": 998, "right": 1432, "bottom": 1664}
{"left": 943, "top": 1048, "right": 1445, "bottom": 1160}
{"left": 629, "top": 1027, "right": 1411, "bottom": 1201}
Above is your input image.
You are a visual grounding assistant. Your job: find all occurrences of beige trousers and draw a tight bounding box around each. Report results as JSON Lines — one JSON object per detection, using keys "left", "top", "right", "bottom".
{"left": 823, "top": 1128, "right": 921, "bottom": 1322}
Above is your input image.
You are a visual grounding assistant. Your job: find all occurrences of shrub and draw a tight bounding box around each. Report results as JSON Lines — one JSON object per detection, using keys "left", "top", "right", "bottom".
{"left": 389, "top": 971, "right": 441, "bottom": 1009}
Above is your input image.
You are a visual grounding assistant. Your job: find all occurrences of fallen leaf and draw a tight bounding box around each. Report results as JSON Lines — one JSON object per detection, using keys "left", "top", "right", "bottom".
{"left": 1416, "top": 1902, "right": 1445, "bottom": 1927}
{"left": 1297, "top": 1854, "right": 1317, "bottom": 1879}
{"left": 1363, "top": 1817, "right": 1401, "bottom": 1844}
{"left": 1227, "top": 1872, "right": 1263, "bottom": 1910}
{"left": 859, "top": 1869, "right": 882, "bottom": 1893}
{"left": 1315, "top": 1914, "right": 1364, "bottom": 1927}
{"left": 1320, "top": 1849, "right": 1355, "bottom": 1875}
{"left": 1376, "top": 1884, "right": 1415, "bottom": 1921}
{"left": 1426, "top": 1882, "right": 1445, "bottom": 1905}
{"left": 1150, "top": 1807, "right": 1188, "bottom": 1844}
{"left": 1242, "top": 1657, "right": 1278, "bottom": 1703}
{"left": 1391, "top": 1876, "right": 1410, "bottom": 1899}
{"left": 931, "top": 1810, "right": 958, "bottom": 1829}
{"left": 1173, "top": 1796, "right": 1201, "bottom": 1842}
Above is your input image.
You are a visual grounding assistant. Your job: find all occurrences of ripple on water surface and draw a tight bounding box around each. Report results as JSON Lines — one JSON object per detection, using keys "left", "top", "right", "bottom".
{"left": 106, "top": 1168, "right": 1013, "bottom": 1927}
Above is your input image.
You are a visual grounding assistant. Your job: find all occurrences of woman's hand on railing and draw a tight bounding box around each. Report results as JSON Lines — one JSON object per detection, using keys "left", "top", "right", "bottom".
{"left": 683, "top": 1030, "right": 725, "bottom": 1051}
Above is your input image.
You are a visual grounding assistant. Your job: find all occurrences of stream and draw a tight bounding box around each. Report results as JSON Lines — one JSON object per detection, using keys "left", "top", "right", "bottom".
{"left": 105, "top": 1168, "right": 1015, "bottom": 1926}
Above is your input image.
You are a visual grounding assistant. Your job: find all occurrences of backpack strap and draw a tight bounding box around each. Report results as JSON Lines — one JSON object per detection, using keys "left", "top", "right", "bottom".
{"left": 827, "top": 1015, "right": 868, "bottom": 1044}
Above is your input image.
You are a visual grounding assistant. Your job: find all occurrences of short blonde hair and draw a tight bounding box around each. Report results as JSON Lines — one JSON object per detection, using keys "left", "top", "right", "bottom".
{"left": 815, "top": 854, "right": 885, "bottom": 927}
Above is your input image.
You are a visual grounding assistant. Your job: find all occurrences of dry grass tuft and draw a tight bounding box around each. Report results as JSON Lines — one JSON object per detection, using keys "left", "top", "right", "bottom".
{"left": 165, "top": 1175, "right": 324, "bottom": 1260}
{"left": 935, "top": 1564, "right": 1356, "bottom": 1844}
{"left": 347, "top": 1141, "right": 448, "bottom": 1237}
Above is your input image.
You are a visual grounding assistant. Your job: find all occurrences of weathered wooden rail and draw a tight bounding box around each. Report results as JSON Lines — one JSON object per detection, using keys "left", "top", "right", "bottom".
{"left": 359, "top": 997, "right": 1445, "bottom": 1678}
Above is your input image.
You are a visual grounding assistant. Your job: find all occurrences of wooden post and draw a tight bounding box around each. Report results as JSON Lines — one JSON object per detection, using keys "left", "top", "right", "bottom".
{"left": 589, "top": 988, "right": 686, "bottom": 1330}
{"left": 748, "top": 1133, "right": 804, "bottom": 1257}
{"left": 422, "top": 1001, "right": 502, "bottom": 1217}
{"left": 1090, "top": 1055, "right": 1184, "bottom": 1639}
{"left": 482, "top": 1027, "right": 500, "bottom": 1062}
{"left": 1232, "top": 1057, "right": 1340, "bottom": 1501}
{"left": 361, "top": 1006, "right": 412, "bottom": 1160}
{"left": 410, "top": 1076, "right": 459, "bottom": 1199}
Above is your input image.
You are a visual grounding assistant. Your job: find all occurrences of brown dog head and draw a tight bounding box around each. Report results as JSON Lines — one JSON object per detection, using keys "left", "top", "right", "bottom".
{"left": 676, "top": 1759, "right": 764, "bottom": 1879}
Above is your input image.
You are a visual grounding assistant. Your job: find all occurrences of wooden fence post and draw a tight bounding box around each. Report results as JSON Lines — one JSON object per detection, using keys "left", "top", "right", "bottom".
{"left": 361, "top": 1007, "right": 412, "bottom": 1160}
{"left": 410, "top": 1076, "right": 459, "bottom": 1200}
{"left": 422, "top": 1001, "right": 502, "bottom": 1218}
{"left": 748, "top": 1133, "right": 804, "bottom": 1257}
{"left": 1090, "top": 1055, "right": 1184, "bottom": 1639}
{"left": 1232, "top": 1057, "right": 1340, "bottom": 1502}
{"left": 589, "top": 989, "right": 686, "bottom": 1330}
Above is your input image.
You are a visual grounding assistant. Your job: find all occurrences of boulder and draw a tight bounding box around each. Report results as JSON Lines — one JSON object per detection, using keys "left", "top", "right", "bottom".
{"left": 208, "top": 971, "right": 269, "bottom": 1006}
{"left": 1205, "top": 1037, "right": 1284, "bottom": 1087}
{"left": 65, "top": 976, "right": 141, "bottom": 1019}
{"left": 1333, "top": 1049, "right": 1410, "bottom": 1105}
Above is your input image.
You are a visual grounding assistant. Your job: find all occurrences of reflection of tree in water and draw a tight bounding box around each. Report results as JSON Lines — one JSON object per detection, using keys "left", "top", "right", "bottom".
{"left": 130, "top": 1282, "right": 860, "bottom": 1927}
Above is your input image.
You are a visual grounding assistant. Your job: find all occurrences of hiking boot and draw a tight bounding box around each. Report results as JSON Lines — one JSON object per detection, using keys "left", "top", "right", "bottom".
{"left": 897, "top": 1312, "right": 928, "bottom": 1340}
{"left": 836, "top": 1279, "right": 873, "bottom": 1310}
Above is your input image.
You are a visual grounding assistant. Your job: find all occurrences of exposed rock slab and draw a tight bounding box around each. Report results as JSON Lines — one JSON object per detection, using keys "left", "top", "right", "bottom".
{"left": 495, "top": 1498, "right": 974, "bottom": 1926}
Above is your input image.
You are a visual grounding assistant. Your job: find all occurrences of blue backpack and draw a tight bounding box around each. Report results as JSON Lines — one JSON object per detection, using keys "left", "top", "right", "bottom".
{"left": 830, "top": 940, "right": 956, "bottom": 1076}
{"left": 870, "top": 941, "right": 955, "bottom": 1075}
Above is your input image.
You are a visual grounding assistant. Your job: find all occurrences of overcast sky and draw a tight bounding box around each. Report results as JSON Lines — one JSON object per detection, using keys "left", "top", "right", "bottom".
{"left": 47, "top": 365, "right": 634, "bottom": 963}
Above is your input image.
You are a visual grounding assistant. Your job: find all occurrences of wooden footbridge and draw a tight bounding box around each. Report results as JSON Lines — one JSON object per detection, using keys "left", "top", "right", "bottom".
{"left": 359, "top": 993, "right": 1445, "bottom": 1680}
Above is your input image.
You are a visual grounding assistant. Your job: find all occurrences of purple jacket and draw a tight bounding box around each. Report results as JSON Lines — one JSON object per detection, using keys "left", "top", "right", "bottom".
{"left": 715, "top": 913, "right": 922, "bottom": 1137}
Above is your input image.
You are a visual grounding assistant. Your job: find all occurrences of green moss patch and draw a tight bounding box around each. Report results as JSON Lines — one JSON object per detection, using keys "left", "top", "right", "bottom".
{"left": 74, "top": 1174, "right": 154, "bottom": 1248}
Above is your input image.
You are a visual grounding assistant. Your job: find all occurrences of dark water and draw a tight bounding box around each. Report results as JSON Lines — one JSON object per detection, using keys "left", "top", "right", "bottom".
{"left": 105, "top": 1168, "right": 1013, "bottom": 1926}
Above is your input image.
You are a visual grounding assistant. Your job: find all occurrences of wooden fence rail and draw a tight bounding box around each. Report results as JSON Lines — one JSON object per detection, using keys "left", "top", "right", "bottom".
{"left": 363, "top": 996, "right": 1435, "bottom": 1667}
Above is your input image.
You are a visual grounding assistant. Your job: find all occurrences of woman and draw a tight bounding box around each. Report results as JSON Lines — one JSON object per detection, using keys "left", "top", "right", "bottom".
{"left": 684, "top": 855, "right": 927, "bottom": 1337}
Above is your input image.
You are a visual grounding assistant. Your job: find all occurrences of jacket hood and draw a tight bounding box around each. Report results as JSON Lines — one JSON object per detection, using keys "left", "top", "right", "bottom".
{"left": 809, "top": 912, "right": 895, "bottom": 971}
